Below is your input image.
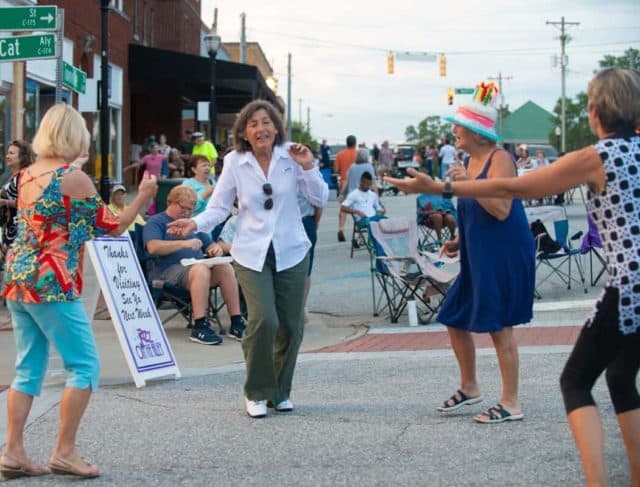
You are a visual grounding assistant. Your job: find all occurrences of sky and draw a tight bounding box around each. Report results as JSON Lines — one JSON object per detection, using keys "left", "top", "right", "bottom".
{"left": 201, "top": 0, "right": 639, "bottom": 146}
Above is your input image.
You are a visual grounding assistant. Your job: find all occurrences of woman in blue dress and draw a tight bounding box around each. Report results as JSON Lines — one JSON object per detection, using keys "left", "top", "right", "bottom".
{"left": 387, "top": 69, "right": 640, "bottom": 487}
{"left": 393, "top": 82, "right": 536, "bottom": 424}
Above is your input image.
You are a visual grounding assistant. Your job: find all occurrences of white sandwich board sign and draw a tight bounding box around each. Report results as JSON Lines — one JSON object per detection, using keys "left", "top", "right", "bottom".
{"left": 86, "top": 234, "right": 180, "bottom": 387}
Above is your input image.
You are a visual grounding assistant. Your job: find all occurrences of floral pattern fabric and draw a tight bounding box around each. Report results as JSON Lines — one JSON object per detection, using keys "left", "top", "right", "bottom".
{"left": 3, "top": 166, "right": 119, "bottom": 303}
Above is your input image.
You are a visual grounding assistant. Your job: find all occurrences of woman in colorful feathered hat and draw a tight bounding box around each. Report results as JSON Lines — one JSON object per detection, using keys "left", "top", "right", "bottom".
{"left": 387, "top": 68, "right": 640, "bottom": 487}
{"left": 401, "top": 81, "right": 537, "bottom": 424}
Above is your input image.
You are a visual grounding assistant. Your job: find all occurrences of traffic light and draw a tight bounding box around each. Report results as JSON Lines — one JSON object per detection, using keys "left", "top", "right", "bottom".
{"left": 439, "top": 54, "right": 447, "bottom": 77}
{"left": 387, "top": 52, "right": 394, "bottom": 74}
{"left": 447, "top": 88, "right": 454, "bottom": 105}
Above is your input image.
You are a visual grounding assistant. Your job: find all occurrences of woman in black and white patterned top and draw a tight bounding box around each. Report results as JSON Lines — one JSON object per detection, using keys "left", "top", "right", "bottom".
{"left": 0, "top": 140, "right": 35, "bottom": 251}
{"left": 386, "top": 68, "right": 640, "bottom": 487}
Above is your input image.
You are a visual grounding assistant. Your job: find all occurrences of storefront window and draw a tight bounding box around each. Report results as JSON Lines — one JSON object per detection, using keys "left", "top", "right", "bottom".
{"left": 24, "top": 80, "right": 70, "bottom": 142}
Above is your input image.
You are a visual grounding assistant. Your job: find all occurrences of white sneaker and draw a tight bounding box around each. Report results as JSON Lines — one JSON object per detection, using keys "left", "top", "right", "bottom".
{"left": 245, "top": 398, "right": 267, "bottom": 418}
{"left": 275, "top": 399, "right": 294, "bottom": 412}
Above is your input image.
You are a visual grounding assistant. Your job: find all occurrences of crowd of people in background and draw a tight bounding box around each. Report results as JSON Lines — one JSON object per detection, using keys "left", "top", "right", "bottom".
{"left": 0, "top": 67, "right": 637, "bottom": 485}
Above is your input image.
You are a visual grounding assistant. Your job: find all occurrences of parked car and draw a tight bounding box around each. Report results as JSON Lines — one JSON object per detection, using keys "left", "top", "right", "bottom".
{"left": 393, "top": 144, "right": 418, "bottom": 176}
{"left": 527, "top": 144, "right": 559, "bottom": 163}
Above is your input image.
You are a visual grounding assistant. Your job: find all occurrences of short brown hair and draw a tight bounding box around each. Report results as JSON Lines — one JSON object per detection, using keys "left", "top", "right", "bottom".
{"left": 187, "top": 154, "right": 209, "bottom": 177}
{"left": 588, "top": 68, "right": 640, "bottom": 134}
{"left": 232, "top": 100, "right": 286, "bottom": 152}
{"left": 167, "top": 186, "right": 196, "bottom": 205}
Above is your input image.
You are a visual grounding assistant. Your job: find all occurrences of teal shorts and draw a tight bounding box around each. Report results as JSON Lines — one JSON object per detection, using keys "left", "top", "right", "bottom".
{"left": 7, "top": 300, "right": 100, "bottom": 396}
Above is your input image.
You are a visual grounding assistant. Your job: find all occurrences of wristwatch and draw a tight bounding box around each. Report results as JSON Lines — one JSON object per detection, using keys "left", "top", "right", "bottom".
{"left": 442, "top": 177, "right": 453, "bottom": 199}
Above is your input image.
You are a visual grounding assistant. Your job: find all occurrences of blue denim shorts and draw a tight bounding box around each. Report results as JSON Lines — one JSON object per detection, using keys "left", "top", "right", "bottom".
{"left": 7, "top": 300, "right": 100, "bottom": 396}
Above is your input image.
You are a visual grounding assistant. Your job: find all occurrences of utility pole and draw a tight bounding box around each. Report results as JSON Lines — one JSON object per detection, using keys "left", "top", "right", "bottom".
{"left": 297, "top": 98, "right": 303, "bottom": 142}
{"left": 488, "top": 72, "right": 512, "bottom": 140}
{"left": 547, "top": 16, "right": 580, "bottom": 153}
{"left": 286, "top": 53, "right": 292, "bottom": 140}
{"left": 306, "top": 106, "right": 310, "bottom": 135}
{"left": 239, "top": 12, "right": 246, "bottom": 64}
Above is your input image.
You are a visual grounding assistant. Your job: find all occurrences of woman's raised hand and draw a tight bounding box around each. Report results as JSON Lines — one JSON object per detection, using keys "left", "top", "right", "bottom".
{"left": 138, "top": 171, "right": 158, "bottom": 201}
{"left": 288, "top": 143, "right": 314, "bottom": 170}
{"left": 384, "top": 168, "right": 439, "bottom": 195}
{"left": 448, "top": 162, "right": 468, "bottom": 181}
{"left": 167, "top": 218, "right": 197, "bottom": 237}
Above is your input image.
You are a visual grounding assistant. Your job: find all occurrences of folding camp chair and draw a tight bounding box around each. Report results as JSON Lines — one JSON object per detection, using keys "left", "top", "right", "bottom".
{"left": 130, "top": 223, "right": 226, "bottom": 333}
{"left": 526, "top": 206, "right": 588, "bottom": 298}
{"left": 350, "top": 214, "right": 370, "bottom": 258}
{"left": 416, "top": 194, "right": 457, "bottom": 252}
{"left": 368, "top": 217, "right": 457, "bottom": 324}
{"left": 580, "top": 215, "right": 607, "bottom": 287}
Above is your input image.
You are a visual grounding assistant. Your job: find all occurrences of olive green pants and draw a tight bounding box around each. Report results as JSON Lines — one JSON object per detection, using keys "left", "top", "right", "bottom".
{"left": 234, "top": 247, "right": 309, "bottom": 403}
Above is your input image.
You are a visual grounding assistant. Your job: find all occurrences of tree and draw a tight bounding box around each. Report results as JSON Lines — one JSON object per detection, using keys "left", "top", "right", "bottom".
{"left": 548, "top": 47, "right": 637, "bottom": 151}
{"left": 405, "top": 116, "right": 448, "bottom": 146}
{"left": 598, "top": 47, "right": 639, "bottom": 71}
{"left": 549, "top": 92, "right": 597, "bottom": 152}
{"left": 290, "top": 121, "right": 316, "bottom": 147}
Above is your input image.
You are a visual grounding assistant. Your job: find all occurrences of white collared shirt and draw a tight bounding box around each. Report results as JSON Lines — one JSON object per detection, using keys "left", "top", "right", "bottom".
{"left": 192, "top": 143, "right": 329, "bottom": 272}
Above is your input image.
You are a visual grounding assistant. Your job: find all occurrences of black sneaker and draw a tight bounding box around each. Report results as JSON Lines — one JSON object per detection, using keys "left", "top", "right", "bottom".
{"left": 189, "top": 325, "right": 223, "bottom": 345}
{"left": 228, "top": 319, "right": 246, "bottom": 341}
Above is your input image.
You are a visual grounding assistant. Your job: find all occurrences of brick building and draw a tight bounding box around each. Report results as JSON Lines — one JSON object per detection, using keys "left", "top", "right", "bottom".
{"left": 0, "top": 0, "right": 278, "bottom": 186}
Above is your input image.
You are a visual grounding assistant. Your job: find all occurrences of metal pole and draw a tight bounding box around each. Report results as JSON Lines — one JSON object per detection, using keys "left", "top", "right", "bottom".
{"left": 287, "top": 53, "right": 292, "bottom": 140}
{"left": 547, "top": 16, "right": 579, "bottom": 153}
{"left": 560, "top": 17, "right": 567, "bottom": 153}
{"left": 55, "top": 9, "right": 64, "bottom": 103}
{"left": 488, "top": 72, "right": 512, "bottom": 140}
{"left": 209, "top": 52, "right": 217, "bottom": 144}
{"left": 240, "top": 12, "right": 246, "bottom": 64}
{"left": 99, "top": 0, "right": 111, "bottom": 201}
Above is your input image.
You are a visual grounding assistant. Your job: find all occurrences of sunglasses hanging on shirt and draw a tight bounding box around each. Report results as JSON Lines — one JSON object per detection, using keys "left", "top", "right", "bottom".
{"left": 263, "top": 183, "right": 273, "bottom": 210}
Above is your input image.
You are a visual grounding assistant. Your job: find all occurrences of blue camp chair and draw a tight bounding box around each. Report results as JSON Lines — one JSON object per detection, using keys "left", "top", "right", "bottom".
{"left": 531, "top": 207, "right": 588, "bottom": 298}
{"left": 416, "top": 193, "right": 457, "bottom": 252}
{"left": 130, "top": 223, "right": 226, "bottom": 333}
{"left": 368, "top": 217, "right": 457, "bottom": 324}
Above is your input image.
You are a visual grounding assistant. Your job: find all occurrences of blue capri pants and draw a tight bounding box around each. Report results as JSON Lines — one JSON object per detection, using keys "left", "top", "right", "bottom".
{"left": 7, "top": 300, "right": 100, "bottom": 397}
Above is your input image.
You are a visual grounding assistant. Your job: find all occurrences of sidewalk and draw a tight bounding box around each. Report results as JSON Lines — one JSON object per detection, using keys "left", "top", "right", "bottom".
{"left": 0, "top": 300, "right": 366, "bottom": 389}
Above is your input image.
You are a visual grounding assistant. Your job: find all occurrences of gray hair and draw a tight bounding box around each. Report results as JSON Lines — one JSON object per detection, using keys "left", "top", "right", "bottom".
{"left": 356, "top": 148, "right": 370, "bottom": 163}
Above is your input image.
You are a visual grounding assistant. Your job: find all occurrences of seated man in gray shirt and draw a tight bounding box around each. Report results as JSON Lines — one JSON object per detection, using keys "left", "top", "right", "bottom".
{"left": 143, "top": 186, "right": 245, "bottom": 345}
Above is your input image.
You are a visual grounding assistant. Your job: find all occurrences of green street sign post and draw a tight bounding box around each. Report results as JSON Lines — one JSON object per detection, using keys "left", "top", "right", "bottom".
{"left": 63, "top": 61, "right": 86, "bottom": 94}
{"left": 0, "top": 33, "right": 56, "bottom": 63}
{"left": 455, "top": 88, "right": 475, "bottom": 95}
{"left": 0, "top": 6, "right": 58, "bottom": 31}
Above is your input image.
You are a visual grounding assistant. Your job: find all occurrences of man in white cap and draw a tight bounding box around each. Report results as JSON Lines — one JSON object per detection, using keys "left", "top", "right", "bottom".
{"left": 108, "top": 184, "right": 146, "bottom": 232}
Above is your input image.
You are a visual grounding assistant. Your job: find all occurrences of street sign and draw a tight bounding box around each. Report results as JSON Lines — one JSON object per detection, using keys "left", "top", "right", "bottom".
{"left": 0, "top": 33, "right": 56, "bottom": 63}
{"left": 63, "top": 61, "right": 87, "bottom": 94}
{"left": 0, "top": 6, "right": 58, "bottom": 31}
{"left": 395, "top": 52, "right": 437, "bottom": 62}
{"left": 455, "top": 88, "right": 475, "bottom": 95}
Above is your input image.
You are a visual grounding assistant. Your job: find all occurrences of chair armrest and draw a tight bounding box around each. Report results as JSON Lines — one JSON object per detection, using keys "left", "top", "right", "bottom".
{"left": 376, "top": 256, "right": 415, "bottom": 263}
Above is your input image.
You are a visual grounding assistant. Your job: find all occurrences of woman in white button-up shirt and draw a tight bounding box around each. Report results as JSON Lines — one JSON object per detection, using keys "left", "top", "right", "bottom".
{"left": 168, "top": 100, "right": 328, "bottom": 418}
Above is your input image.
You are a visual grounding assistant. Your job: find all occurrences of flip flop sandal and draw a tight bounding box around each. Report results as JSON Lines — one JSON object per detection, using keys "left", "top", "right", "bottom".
{"left": 474, "top": 403, "right": 524, "bottom": 424}
{"left": 437, "top": 389, "right": 483, "bottom": 412}
{"left": 48, "top": 454, "right": 101, "bottom": 478}
{"left": 0, "top": 456, "right": 50, "bottom": 480}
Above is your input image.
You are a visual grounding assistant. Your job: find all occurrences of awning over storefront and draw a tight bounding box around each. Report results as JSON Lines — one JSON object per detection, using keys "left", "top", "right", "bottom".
{"left": 128, "top": 44, "right": 279, "bottom": 114}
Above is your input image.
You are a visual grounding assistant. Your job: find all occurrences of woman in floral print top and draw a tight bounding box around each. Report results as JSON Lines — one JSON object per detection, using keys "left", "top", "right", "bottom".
{"left": 0, "top": 104, "right": 157, "bottom": 480}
